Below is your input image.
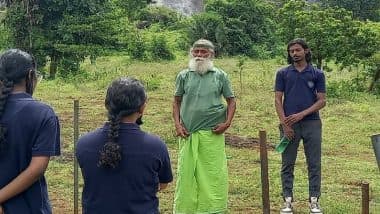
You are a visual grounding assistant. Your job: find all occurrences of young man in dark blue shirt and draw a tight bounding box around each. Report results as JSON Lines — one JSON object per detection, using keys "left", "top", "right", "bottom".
{"left": 76, "top": 77, "right": 173, "bottom": 214}
{"left": 0, "top": 49, "right": 61, "bottom": 214}
{"left": 275, "top": 39, "right": 326, "bottom": 214}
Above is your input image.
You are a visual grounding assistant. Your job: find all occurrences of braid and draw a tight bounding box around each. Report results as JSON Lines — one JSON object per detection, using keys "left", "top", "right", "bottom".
{"left": 99, "top": 77, "right": 147, "bottom": 168}
{"left": 97, "top": 115, "right": 122, "bottom": 168}
{"left": 0, "top": 49, "right": 36, "bottom": 153}
{"left": 0, "top": 79, "right": 14, "bottom": 153}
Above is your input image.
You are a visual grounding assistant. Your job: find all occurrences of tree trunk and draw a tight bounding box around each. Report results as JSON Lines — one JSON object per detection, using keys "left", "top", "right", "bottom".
{"left": 369, "top": 68, "right": 380, "bottom": 92}
{"left": 316, "top": 56, "right": 323, "bottom": 70}
{"left": 49, "top": 54, "right": 58, "bottom": 79}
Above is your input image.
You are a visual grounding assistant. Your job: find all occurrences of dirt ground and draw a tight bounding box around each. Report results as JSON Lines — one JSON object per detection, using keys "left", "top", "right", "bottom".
{"left": 225, "top": 132, "right": 276, "bottom": 149}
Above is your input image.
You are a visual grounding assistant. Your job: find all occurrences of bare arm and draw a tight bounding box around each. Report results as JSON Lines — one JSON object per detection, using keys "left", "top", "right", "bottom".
{"left": 173, "top": 96, "right": 189, "bottom": 138}
{"left": 213, "top": 97, "right": 236, "bottom": 134}
{"left": 275, "top": 91, "right": 286, "bottom": 124}
{"left": 172, "top": 96, "right": 182, "bottom": 127}
{"left": 225, "top": 97, "right": 236, "bottom": 126}
{"left": 284, "top": 92, "right": 326, "bottom": 126}
{"left": 0, "top": 156, "right": 50, "bottom": 204}
{"left": 275, "top": 91, "right": 295, "bottom": 140}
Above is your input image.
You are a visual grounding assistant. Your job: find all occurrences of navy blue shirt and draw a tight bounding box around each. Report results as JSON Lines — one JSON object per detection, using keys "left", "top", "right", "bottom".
{"left": 0, "top": 93, "right": 61, "bottom": 214}
{"left": 76, "top": 123, "right": 173, "bottom": 214}
{"left": 275, "top": 64, "right": 326, "bottom": 120}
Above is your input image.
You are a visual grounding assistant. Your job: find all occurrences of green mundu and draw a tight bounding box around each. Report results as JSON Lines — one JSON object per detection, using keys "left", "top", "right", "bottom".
{"left": 275, "top": 136, "right": 291, "bottom": 153}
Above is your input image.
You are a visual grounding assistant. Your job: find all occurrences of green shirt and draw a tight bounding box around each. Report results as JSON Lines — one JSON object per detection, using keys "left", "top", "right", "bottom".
{"left": 174, "top": 67, "right": 235, "bottom": 133}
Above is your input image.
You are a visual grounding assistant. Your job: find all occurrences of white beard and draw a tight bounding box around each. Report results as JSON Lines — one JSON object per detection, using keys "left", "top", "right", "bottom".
{"left": 189, "top": 57, "right": 214, "bottom": 75}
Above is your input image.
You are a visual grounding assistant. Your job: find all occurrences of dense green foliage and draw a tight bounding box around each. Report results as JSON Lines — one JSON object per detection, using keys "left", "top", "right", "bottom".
{"left": 137, "top": 6, "right": 181, "bottom": 28}
{"left": 0, "top": 0, "right": 379, "bottom": 91}
{"left": 320, "top": 0, "right": 380, "bottom": 21}
{"left": 277, "top": 0, "right": 379, "bottom": 68}
{"left": 4, "top": 0, "right": 123, "bottom": 78}
{"left": 149, "top": 35, "right": 175, "bottom": 60}
{"left": 275, "top": 0, "right": 380, "bottom": 92}
{"left": 187, "top": 12, "right": 225, "bottom": 55}
{"left": 116, "top": 0, "right": 153, "bottom": 20}
{"left": 203, "top": 0, "right": 279, "bottom": 57}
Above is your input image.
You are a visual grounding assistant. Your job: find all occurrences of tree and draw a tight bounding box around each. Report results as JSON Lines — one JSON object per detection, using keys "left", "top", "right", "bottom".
{"left": 4, "top": 0, "right": 124, "bottom": 79}
{"left": 277, "top": 0, "right": 380, "bottom": 95}
{"left": 320, "top": 0, "right": 380, "bottom": 21}
{"left": 361, "top": 22, "right": 380, "bottom": 92}
{"left": 367, "top": 52, "right": 380, "bottom": 92}
{"left": 136, "top": 6, "right": 180, "bottom": 28}
{"left": 187, "top": 12, "right": 226, "bottom": 55}
{"left": 115, "top": 0, "right": 153, "bottom": 20}
{"left": 199, "top": 0, "right": 278, "bottom": 57}
{"left": 277, "top": 0, "right": 379, "bottom": 69}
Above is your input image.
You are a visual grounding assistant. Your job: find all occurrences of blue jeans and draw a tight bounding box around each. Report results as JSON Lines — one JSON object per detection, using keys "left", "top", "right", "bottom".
{"left": 280, "top": 120, "right": 322, "bottom": 199}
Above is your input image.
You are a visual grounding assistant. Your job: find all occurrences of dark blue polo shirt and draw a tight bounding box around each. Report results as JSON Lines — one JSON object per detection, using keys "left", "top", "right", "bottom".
{"left": 0, "top": 92, "right": 61, "bottom": 214}
{"left": 275, "top": 64, "right": 326, "bottom": 120}
{"left": 76, "top": 123, "right": 173, "bottom": 214}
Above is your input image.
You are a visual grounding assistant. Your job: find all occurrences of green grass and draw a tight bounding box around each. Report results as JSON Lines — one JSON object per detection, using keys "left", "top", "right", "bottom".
{"left": 35, "top": 56, "right": 380, "bottom": 213}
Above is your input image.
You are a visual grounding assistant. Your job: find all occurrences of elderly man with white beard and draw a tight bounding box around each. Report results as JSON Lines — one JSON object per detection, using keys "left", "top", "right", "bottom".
{"left": 172, "top": 39, "right": 236, "bottom": 214}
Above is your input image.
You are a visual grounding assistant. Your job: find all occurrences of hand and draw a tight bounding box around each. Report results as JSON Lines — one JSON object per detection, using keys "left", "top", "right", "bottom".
{"left": 282, "top": 124, "right": 295, "bottom": 140}
{"left": 175, "top": 123, "right": 189, "bottom": 138}
{"left": 0, "top": 204, "right": 4, "bottom": 214}
{"left": 212, "top": 123, "right": 230, "bottom": 134}
{"left": 284, "top": 112, "right": 305, "bottom": 126}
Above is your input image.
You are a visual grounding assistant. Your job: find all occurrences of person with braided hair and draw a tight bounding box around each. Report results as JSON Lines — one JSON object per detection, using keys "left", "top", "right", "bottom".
{"left": 76, "top": 77, "right": 173, "bottom": 214}
{"left": 0, "top": 49, "right": 61, "bottom": 214}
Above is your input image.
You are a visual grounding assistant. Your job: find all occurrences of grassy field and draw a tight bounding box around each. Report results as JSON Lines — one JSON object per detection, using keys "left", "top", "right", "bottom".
{"left": 34, "top": 56, "right": 380, "bottom": 213}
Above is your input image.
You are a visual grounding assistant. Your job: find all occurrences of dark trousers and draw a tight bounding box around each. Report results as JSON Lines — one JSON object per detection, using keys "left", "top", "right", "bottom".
{"left": 280, "top": 120, "right": 322, "bottom": 199}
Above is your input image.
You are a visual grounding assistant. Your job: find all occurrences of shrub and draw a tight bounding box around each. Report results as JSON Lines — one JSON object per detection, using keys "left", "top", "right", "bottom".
{"left": 327, "top": 74, "right": 368, "bottom": 100}
{"left": 128, "top": 33, "right": 147, "bottom": 60}
{"left": 137, "top": 6, "right": 180, "bottom": 28}
{"left": 58, "top": 55, "right": 83, "bottom": 77}
{"left": 187, "top": 12, "right": 226, "bottom": 56}
{"left": 149, "top": 35, "right": 175, "bottom": 60}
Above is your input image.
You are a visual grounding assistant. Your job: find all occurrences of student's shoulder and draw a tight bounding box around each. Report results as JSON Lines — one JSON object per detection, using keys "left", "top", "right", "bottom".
{"left": 276, "top": 65, "right": 292, "bottom": 74}
{"left": 77, "top": 128, "right": 104, "bottom": 146}
{"left": 310, "top": 65, "right": 324, "bottom": 74}
{"left": 24, "top": 99, "right": 57, "bottom": 117}
{"left": 143, "top": 132, "right": 167, "bottom": 148}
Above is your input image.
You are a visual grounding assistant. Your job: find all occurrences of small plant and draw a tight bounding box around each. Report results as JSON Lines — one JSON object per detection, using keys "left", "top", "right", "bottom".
{"left": 237, "top": 56, "right": 247, "bottom": 95}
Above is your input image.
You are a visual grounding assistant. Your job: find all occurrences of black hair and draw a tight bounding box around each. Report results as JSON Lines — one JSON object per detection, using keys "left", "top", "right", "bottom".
{"left": 97, "top": 77, "right": 147, "bottom": 169}
{"left": 287, "top": 38, "right": 312, "bottom": 64}
{"left": 0, "top": 49, "right": 36, "bottom": 153}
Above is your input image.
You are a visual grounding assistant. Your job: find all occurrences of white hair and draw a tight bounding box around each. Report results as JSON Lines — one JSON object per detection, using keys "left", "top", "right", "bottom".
{"left": 188, "top": 56, "right": 214, "bottom": 75}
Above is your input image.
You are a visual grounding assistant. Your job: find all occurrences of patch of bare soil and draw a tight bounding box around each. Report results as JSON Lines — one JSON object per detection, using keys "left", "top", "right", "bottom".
{"left": 225, "top": 133, "right": 276, "bottom": 150}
